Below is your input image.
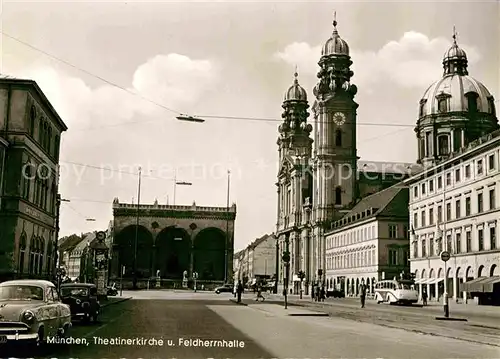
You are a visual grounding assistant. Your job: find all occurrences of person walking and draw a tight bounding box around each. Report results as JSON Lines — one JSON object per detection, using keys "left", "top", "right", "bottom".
{"left": 422, "top": 289, "right": 428, "bottom": 306}
{"left": 255, "top": 283, "right": 265, "bottom": 301}
{"left": 236, "top": 280, "right": 244, "bottom": 303}
{"left": 360, "top": 283, "right": 367, "bottom": 308}
{"left": 320, "top": 286, "right": 325, "bottom": 302}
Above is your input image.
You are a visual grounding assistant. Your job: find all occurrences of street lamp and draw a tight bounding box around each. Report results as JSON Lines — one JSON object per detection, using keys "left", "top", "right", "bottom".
{"left": 176, "top": 115, "right": 205, "bottom": 123}
{"left": 224, "top": 170, "right": 230, "bottom": 283}
{"left": 54, "top": 195, "right": 70, "bottom": 287}
{"left": 172, "top": 169, "right": 192, "bottom": 205}
{"left": 282, "top": 233, "right": 290, "bottom": 309}
{"left": 133, "top": 167, "right": 142, "bottom": 290}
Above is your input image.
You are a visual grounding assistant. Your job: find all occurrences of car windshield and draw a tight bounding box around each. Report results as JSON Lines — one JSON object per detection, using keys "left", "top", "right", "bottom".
{"left": 0, "top": 285, "right": 44, "bottom": 301}
{"left": 61, "top": 287, "right": 89, "bottom": 297}
{"left": 398, "top": 283, "right": 412, "bottom": 290}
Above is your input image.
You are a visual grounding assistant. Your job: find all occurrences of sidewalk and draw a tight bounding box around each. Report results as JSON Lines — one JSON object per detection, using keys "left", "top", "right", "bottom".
{"left": 100, "top": 295, "right": 131, "bottom": 308}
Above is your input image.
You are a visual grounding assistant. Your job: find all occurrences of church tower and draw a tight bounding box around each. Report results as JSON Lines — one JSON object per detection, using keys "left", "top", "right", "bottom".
{"left": 416, "top": 28, "right": 498, "bottom": 167}
{"left": 310, "top": 13, "right": 359, "bottom": 284}
{"left": 276, "top": 71, "right": 313, "bottom": 293}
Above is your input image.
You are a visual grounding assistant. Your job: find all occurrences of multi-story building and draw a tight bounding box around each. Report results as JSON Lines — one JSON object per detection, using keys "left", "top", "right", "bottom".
{"left": 234, "top": 234, "right": 277, "bottom": 286}
{"left": 275, "top": 15, "right": 418, "bottom": 294}
{"left": 325, "top": 185, "right": 410, "bottom": 297}
{"left": 58, "top": 233, "right": 84, "bottom": 278}
{"left": 233, "top": 249, "right": 244, "bottom": 282}
{"left": 0, "top": 76, "right": 68, "bottom": 281}
{"left": 406, "top": 32, "right": 500, "bottom": 305}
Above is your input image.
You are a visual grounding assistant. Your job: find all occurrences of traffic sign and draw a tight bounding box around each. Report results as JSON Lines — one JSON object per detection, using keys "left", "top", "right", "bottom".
{"left": 193, "top": 272, "right": 198, "bottom": 279}
{"left": 282, "top": 251, "right": 290, "bottom": 263}
{"left": 440, "top": 251, "right": 450, "bottom": 262}
{"left": 96, "top": 231, "right": 106, "bottom": 241}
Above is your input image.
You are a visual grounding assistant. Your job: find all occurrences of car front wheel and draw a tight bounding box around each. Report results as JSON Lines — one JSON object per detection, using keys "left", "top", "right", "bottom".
{"left": 215, "top": 290, "right": 220, "bottom": 294}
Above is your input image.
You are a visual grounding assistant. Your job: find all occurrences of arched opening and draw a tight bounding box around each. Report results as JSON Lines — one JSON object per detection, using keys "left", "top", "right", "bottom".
{"left": 193, "top": 227, "right": 226, "bottom": 281}
{"left": 438, "top": 135, "right": 450, "bottom": 156}
{"left": 491, "top": 264, "right": 498, "bottom": 276}
{"left": 115, "top": 225, "right": 153, "bottom": 278}
{"left": 335, "top": 129, "right": 342, "bottom": 147}
{"left": 478, "top": 265, "right": 485, "bottom": 277}
{"left": 155, "top": 227, "right": 191, "bottom": 279}
{"left": 19, "top": 232, "right": 27, "bottom": 275}
{"left": 466, "top": 92, "right": 478, "bottom": 113}
{"left": 335, "top": 187, "right": 342, "bottom": 205}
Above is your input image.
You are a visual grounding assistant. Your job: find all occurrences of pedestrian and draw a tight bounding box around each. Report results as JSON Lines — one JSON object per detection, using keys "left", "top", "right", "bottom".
{"left": 311, "top": 285, "right": 315, "bottom": 301}
{"left": 320, "top": 286, "right": 325, "bottom": 302}
{"left": 360, "top": 284, "right": 366, "bottom": 308}
{"left": 422, "top": 289, "right": 428, "bottom": 306}
{"left": 255, "top": 283, "right": 265, "bottom": 301}
{"left": 236, "top": 280, "right": 244, "bottom": 303}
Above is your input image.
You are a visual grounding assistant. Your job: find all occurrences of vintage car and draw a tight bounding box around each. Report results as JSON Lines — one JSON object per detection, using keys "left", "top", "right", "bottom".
{"left": 0, "top": 279, "right": 72, "bottom": 346}
{"left": 214, "top": 284, "right": 233, "bottom": 294}
{"left": 60, "top": 283, "right": 100, "bottom": 323}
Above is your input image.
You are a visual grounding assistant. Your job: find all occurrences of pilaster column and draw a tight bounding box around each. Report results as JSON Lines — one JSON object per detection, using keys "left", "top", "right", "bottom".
{"left": 450, "top": 128, "right": 455, "bottom": 152}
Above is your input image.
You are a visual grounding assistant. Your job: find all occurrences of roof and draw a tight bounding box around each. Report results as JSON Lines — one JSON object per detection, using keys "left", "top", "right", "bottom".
{"left": 358, "top": 160, "right": 422, "bottom": 175}
{"left": 59, "top": 234, "right": 84, "bottom": 251}
{"left": 0, "top": 279, "right": 55, "bottom": 287}
{"left": 249, "top": 234, "right": 272, "bottom": 249}
{"left": 329, "top": 184, "right": 409, "bottom": 232}
{"left": 0, "top": 75, "right": 68, "bottom": 131}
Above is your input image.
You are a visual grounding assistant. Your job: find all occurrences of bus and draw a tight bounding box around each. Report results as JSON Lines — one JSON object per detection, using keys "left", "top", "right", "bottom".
{"left": 374, "top": 279, "right": 418, "bottom": 305}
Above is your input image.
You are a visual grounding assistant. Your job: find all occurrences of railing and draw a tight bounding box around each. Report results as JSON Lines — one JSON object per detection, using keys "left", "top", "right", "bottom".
{"left": 113, "top": 203, "right": 236, "bottom": 212}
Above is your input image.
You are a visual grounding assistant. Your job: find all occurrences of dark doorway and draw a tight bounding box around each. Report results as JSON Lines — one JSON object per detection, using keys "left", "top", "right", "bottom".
{"left": 193, "top": 228, "right": 226, "bottom": 281}
{"left": 115, "top": 225, "right": 153, "bottom": 278}
{"left": 155, "top": 227, "right": 191, "bottom": 279}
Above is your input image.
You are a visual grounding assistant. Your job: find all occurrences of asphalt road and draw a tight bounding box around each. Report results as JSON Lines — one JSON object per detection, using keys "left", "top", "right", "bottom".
{"left": 5, "top": 299, "right": 273, "bottom": 359}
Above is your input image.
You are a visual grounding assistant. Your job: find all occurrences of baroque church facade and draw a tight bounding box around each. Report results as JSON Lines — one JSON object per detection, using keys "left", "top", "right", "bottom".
{"left": 275, "top": 16, "right": 417, "bottom": 294}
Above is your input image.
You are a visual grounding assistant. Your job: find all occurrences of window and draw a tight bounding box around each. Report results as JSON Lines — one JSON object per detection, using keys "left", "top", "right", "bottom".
{"left": 38, "top": 238, "right": 45, "bottom": 274}
{"left": 467, "top": 92, "right": 478, "bottom": 112}
{"left": 429, "top": 180, "right": 434, "bottom": 192}
{"left": 389, "top": 225, "right": 397, "bottom": 238}
{"left": 446, "top": 235, "right": 452, "bottom": 254}
{"left": 453, "top": 130, "right": 462, "bottom": 151}
{"left": 436, "top": 237, "right": 441, "bottom": 254}
{"left": 446, "top": 203, "right": 451, "bottom": 220}
{"left": 422, "top": 239, "right": 427, "bottom": 257}
{"left": 403, "top": 251, "right": 409, "bottom": 267}
{"left": 335, "top": 187, "right": 342, "bottom": 205}
{"left": 455, "top": 233, "right": 461, "bottom": 254}
{"left": 413, "top": 240, "right": 418, "bottom": 258}
{"left": 413, "top": 213, "right": 418, "bottom": 228}
{"left": 421, "top": 183, "right": 426, "bottom": 195}
{"left": 413, "top": 186, "right": 418, "bottom": 198}
{"left": 425, "top": 132, "right": 432, "bottom": 156}
{"left": 46, "top": 240, "right": 52, "bottom": 275}
{"left": 19, "top": 233, "right": 27, "bottom": 274}
{"left": 429, "top": 238, "right": 434, "bottom": 256}
{"left": 478, "top": 229, "right": 484, "bottom": 251}
{"left": 489, "top": 154, "right": 495, "bottom": 170}
{"left": 465, "top": 197, "right": 471, "bottom": 215}
{"left": 429, "top": 208, "right": 434, "bottom": 225}
{"left": 465, "top": 165, "right": 471, "bottom": 178}
{"left": 438, "top": 98, "right": 447, "bottom": 113}
{"left": 29, "top": 105, "right": 36, "bottom": 135}
{"left": 489, "top": 189, "right": 496, "bottom": 210}
{"left": 446, "top": 173, "right": 451, "bottom": 186}
{"left": 478, "top": 193, "right": 483, "bottom": 213}
{"left": 466, "top": 231, "right": 471, "bottom": 252}
{"left": 437, "top": 205, "right": 443, "bottom": 223}
{"left": 54, "top": 135, "right": 60, "bottom": 160}
{"left": 438, "top": 135, "right": 449, "bottom": 155}
{"left": 421, "top": 211, "right": 426, "bottom": 227}
{"left": 335, "top": 130, "right": 342, "bottom": 147}
{"left": 455, "top": 169, "right": 460, "bottom": 182}
{"left": 437, "top": 176, "right": 442, "bottom": 189}
{"left": 455, "top": 200, "right": 461, "bottom": 218}
{"left": 477, "top": 160, "right": 483, "bottom": 175}
{"left": 47, "top": 127, "right": 52, "bottom": 154}
{"left": 489, "top": 97, "right": 496, "bottom": 115}
{"left": 491, "top": 227, "right": 497, "bottom": 250}
{"left": 388, "top": 249, "right": 398, "bottom": 265}
{"left": 22, "top": 164, "right": 32, "bottom": 200}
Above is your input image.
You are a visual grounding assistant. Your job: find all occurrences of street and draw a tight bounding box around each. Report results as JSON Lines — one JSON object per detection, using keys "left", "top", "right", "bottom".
{"left": 3, "top": 290, "right": 498, "bottom": 359}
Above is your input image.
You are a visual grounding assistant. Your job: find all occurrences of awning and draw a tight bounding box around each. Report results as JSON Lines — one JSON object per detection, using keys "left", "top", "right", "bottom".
{"left": 461, "top": 276, "right": 500, "bottom": 293}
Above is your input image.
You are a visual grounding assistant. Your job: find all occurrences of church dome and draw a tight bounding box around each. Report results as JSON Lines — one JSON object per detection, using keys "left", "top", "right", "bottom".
{"left": 284, "top": 71, "right": 307, "bottom": 102}
{"left": 321, "top": 15, "right": 349, "bottom": 57}
{"left": 419, "top": 74, "right": 494, "bottom": 117}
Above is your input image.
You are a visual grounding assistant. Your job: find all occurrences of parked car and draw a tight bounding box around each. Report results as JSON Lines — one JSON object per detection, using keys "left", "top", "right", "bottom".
{"left": 60, "top": 283, "right": 100, "bottom": 323}
{"left": 214, "top": 284, "right": 233, "bottom": 294}
{"left": 326, "top": 289, "right": 345, "bottom": 298}
{"left": 0, "top": 279, "right": 72, "bottom": 346}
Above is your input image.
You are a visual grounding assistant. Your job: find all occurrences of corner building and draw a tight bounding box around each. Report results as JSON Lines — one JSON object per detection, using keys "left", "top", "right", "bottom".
{"left": 406, "top": 34, "right": 500, "bottom": 305}
{"left": 275, "top": 17, "right": 416, "bottom": 294}
{"left": 0, "top": 76, "right": 67, "bottom": 281}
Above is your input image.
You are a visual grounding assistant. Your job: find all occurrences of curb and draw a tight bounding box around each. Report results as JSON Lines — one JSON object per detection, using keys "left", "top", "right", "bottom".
{"left": 288, "top": 312, "right": 329, "bottom": 317}
{"left": 435, "top": 316, "right": 468, "bottom": 321}
{"left": 102, "top": 297, "right": 132, "bottom": 308}
{"left": 229, "top": 299, "right": 248, "bottom": 306}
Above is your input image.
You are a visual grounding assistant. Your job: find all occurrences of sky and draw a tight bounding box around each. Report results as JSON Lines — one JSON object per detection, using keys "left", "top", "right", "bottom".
{"left": 1, "top": 0, "right": 498, "bottom": 251}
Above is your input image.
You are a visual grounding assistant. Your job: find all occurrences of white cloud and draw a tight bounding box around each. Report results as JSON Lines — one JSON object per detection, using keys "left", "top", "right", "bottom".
{"left": 274, "top": 31, "right": 481, "bottom": 90}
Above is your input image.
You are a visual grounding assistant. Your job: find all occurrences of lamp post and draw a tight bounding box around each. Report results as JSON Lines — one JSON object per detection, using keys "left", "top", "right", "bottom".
{"left": 436, "top": 182, "right": 450, "bottom": 318}
{"left": 224, "top": 170, "right": 230, "bottom": 283}
{"left": 282, "top": 233, "right": 290, "bottom": 309}
{"left": 133, "top": 167, "right": 142, "bottom": 290}
{"left": 274, "top": 234, "right": 279, "bottom": 294}
{"left": 54, "top": 195, "right": 70, "bottom": 289}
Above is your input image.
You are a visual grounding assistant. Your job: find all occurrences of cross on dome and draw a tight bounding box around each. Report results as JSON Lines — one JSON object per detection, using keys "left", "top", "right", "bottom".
{"left": 452, "top": 25, "right": 458, "bottom": 45}
{"left": 333, "top": 11, "right": 337, "bottom": 27}
{"left": 294, "top": 65, "right": 299, "bottom": 84}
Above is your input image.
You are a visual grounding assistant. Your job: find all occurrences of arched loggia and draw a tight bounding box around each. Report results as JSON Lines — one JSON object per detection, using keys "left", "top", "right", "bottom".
{"left": 115, "top": 225, "right": 153, "bottom": 278}
{"left": 193, "top": 227, "right": 226, "bottom": 281}
{"left": 155, "top": 227, "right": 191, "bottom": 279}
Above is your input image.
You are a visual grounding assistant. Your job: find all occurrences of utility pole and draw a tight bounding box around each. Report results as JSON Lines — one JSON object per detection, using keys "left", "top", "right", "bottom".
{"left": 224, "top": 170, "right": 230, "bottom": 283}
{"left": 133, "top": 167, "right": 142, "bottom": 290}
{"left": 54, "top": 195, "right": 69, "bottom": 288}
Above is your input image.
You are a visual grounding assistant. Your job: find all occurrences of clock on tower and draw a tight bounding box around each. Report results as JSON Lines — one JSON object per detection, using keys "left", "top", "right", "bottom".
{"left": 333, "top": 112, "right": 346, "bottom": 126}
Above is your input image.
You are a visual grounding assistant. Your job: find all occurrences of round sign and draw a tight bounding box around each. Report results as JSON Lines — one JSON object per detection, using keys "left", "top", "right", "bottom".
{"left": 193, "top": 272, "right": 198, "bottom": 279}
{"left": 282, "top": 252, "right": 290, "bottom": 262}
{"left": 440, "top": 251, "right": 450, "bottom": 262}
{"left": 96, "top": 231, "right": 106, "bottom": 241}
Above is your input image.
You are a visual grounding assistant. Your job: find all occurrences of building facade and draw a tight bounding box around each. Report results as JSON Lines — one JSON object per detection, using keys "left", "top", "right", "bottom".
{"left": 0, "top": 77, "right": 67, "bottom": 281}
{"left": 406, "top": 32, "right": 500, "bottom": 305}
{"left": 275, "top": 16, "right": 417, "bottom": 295}
{"left": 325, "top": 185, "right": 410, "bottom": 297}
{"left": 111, "top": 198, "right": 236, "bottom": 288}
{"left": 233, "top": 234, "right": 277, "bottom": 286}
